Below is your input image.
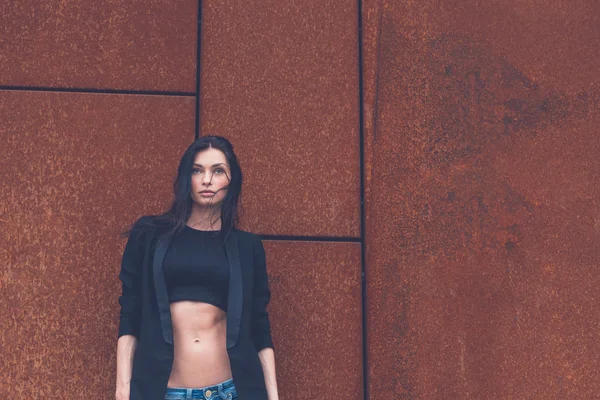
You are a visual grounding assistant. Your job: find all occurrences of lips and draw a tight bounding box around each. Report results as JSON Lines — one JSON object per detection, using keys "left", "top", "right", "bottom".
{"left": 200, "top": 191, "right": 215, "bottom": 194}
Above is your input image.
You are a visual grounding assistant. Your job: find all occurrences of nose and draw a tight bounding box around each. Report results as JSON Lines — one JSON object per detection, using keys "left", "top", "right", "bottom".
{"left": 202, "top": 171, "right": 213, "bottom": 186}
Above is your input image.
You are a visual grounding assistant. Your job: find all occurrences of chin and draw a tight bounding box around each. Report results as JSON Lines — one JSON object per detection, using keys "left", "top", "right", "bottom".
{"left": 196, "top": 198, "right": 221, "bottom": 207}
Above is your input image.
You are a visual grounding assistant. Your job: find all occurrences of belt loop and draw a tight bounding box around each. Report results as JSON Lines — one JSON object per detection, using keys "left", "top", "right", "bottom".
{"left": 186, "top": 388, "right": 193, "bottom": 400}
{"left": 218, "top": 380, "right": 233, "bottom": 400}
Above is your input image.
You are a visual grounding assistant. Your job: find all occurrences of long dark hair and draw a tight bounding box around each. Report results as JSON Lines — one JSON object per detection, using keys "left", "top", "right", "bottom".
{"left": 123, "top": 135, "right": 243, "bottom": 240}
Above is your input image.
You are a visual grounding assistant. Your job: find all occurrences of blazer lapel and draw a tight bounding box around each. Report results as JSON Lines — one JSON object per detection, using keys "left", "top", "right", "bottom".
{"left": 153, "top": 233, "right": 173, "bottom": 345}
{"left": 225, "top": 230, "right": 243, "bottom": 349}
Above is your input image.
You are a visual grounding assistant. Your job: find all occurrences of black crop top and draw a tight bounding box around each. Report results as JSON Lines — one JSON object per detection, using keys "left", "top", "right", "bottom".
{"left": 162, "top": 225, "right": 229, "bottom": 311}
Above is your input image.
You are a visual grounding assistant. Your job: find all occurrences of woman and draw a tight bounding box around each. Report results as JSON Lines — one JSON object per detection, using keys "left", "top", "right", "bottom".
{"left": 115, "top": 136, "right": 279, "bottom": 400}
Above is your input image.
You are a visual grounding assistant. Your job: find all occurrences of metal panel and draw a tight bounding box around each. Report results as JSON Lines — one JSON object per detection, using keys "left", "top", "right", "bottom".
{"left": 362, "top": 0, "right": 600, "bottom": 398}
{"left": 0, "top": 1, "right": 197, "bottom": 91}
{"left": 200, "top": 0, "right": 360, "bottom": 237}
{"left": 266, "top": 241, "right": 363, "bottom": 399}
{"left": 0, "top": 91, "right": 195, "bottom": 398}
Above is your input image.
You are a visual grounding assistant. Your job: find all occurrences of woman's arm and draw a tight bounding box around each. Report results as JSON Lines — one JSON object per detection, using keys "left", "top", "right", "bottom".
{"left": 258, "top": 347, "right": 279, "bottom": 400}
{"left": 115, "top": 335, "right": 137, "bottom": 400}
{"left": 252, "top": 235, "right": 278, "bottom": 399}
{"left": 115, "top": 217, "right": 147, "bottom": 399}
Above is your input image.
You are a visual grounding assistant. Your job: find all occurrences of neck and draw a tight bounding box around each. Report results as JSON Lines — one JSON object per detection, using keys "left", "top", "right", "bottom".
{"left": 188, "top": 205, "right": 223, "bottom": 231}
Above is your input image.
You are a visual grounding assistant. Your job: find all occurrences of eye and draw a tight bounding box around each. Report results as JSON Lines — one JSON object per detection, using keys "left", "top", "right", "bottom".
{"left": 215, "top": 168, "right": 225, "bottom": 175}
{"left": 192, "top": 168, "right": 202, "bottom": 175}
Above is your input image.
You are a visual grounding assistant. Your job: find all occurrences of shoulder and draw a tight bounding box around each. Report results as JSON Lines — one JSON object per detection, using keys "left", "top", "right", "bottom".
{"left": 233, "top": 228, "right": 263, "bottom": 247}
{"left": 134, "top": 215, "right": 154, "bottom": 226}
{"left": 233, "top": 230, "right": 266, "bottom": 266}
{"left": 129, "top": 215, "right": 165, "bottom": 241}
{"left": 130, "top": 215, "right": 155, "bottom": 232}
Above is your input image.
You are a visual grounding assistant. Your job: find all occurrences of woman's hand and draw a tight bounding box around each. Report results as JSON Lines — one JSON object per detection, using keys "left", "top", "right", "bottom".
{"left": 258, "top": 347, "right": 279, "bottom": 400}
{"left": 115, "top": 382, "right": 130, "bottom": 400}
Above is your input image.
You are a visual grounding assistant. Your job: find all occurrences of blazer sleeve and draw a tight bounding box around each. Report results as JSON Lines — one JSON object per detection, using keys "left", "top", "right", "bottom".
{"left": 117, "top": 217, "right": 147, "bottom": 339}
{"left": 251, "top": 235, "right": 274, "bottom": 351}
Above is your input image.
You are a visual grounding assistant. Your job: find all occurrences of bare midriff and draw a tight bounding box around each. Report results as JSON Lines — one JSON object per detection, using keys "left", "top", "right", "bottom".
{"left": 167, "top": 301, "right": 232, "bottom": 388}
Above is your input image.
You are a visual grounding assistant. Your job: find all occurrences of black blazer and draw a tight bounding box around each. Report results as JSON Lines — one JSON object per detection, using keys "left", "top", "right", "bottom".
{"left": 118, "top": 216, "right": 274, "bottom": 400}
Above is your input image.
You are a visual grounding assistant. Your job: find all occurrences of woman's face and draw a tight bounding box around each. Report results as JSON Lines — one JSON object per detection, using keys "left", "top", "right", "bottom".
{"left": 190, "top": 148, "right": 231, "bottom": 209}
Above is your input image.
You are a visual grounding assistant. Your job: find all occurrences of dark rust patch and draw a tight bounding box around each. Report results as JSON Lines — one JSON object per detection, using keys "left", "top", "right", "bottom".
{"left": 421, "top": 34, "right": 583, "bottom": 168}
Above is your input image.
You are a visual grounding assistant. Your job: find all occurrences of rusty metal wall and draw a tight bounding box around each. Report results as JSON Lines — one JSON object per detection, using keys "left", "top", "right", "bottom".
{"left": 3, "top": 0, "right": 599, "bottom": 399}
{"left": 362, "top": 0, "right": 600, "bottom": 398}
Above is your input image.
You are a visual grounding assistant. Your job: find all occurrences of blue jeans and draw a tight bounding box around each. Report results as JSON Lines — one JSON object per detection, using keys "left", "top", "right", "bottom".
{"left": 164, "top": 378, "right": 237, "bottom": 400}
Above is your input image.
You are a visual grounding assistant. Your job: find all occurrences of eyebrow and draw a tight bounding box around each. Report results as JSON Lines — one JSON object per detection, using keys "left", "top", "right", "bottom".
{"left": 192, "top": 163, "right": 227, "bottom": 168}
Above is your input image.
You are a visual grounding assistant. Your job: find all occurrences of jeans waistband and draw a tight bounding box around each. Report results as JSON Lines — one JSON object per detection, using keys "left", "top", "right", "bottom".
{"left": 165, "top": 378, "right": 235, "bottom": 400}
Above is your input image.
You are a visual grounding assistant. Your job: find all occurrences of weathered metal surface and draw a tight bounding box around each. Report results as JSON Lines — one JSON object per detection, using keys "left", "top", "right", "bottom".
{"left": 0, "top": 91, "right": 195, "bottom": 398}
{"left": 265, "top": 240, "right": 363, "bottom": 400}
{"left": 200, "top": 0, "right": 361, "bottom": 237}
{"left": 362, "top": 1, "right": 600, "bottom": 398}
{"left": 0, "top": 1, "right": 197, "bottom": 91}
